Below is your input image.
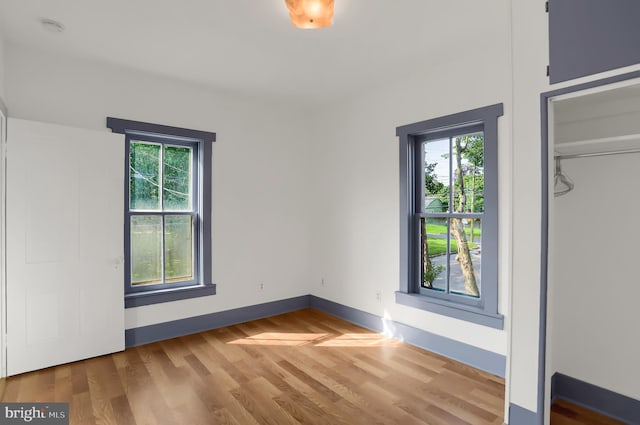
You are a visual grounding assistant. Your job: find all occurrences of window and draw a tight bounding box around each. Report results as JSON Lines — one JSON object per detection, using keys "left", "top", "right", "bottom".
{"left": 396, "top": 104, "right": 504, "bottom": 329}
{"left": 107, "top": 118, "right": 216, "bottom": 307}
{"left": 128, "top": 140, "right": 197, "bottom": 288}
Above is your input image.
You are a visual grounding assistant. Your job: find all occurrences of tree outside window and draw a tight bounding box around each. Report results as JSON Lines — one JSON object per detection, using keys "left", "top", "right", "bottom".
{"left": 421, "top": 133, "right": 484, "bottom": 298}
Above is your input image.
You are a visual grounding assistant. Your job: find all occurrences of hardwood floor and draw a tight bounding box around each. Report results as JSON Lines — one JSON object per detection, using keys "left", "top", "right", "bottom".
{"left": 551, "top": 399, "right": 627, "bottom": 425}
{"left": 3, "top": 309, "right": 505, "bottom": 424}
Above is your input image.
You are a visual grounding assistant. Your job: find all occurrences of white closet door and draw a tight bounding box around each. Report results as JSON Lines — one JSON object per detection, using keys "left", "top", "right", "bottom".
{"left": 7, "top": 118, "right": 124, "bottom": 375}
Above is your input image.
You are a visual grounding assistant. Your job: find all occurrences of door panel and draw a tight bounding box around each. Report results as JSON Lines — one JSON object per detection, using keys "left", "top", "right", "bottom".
{"left": 7, "top": 118, "right": 124, "bottom": 375}
{"left": 549, "top": 0, "right": 640, "bottom": 83}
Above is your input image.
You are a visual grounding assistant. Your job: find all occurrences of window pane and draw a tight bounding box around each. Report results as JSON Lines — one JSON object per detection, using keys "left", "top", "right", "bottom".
{"left": 421, "top": 217, "right": 447, "bottom": 291}
{"left": 163, "top": 146, "right": 192, "bottom": 210}
{"left": 449, "top": 218, "right": 481, "bottom": 298}
{"left": 130, "top": 142, "right": 161, "bottom": 210}
{"left": 452, "top": 133, "right": 484, "bottom": 213}
{"left": 165, "top": 215, "right": 193, "bottom": 282}
{"left": 423, "top": 138, "right": 450, "bottom": 213}
{"left": 131, "top": 215, "right": 162, "bottom": 285}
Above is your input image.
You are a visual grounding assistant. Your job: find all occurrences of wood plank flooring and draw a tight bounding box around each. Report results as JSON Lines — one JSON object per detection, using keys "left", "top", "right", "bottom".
{"left": 551, "top": 399, "right": 627, "bottom": 425}
{"left": 3, "top": 309, "right": 505, "bottom": 424}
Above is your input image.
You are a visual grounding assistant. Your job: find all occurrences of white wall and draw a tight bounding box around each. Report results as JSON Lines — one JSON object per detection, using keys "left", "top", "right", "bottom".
{"left": 0, "top": 33, "right": 5, "bottom": 100}
{"left": 308, "top": 0, "right": 512, "bottom": 359}
{"left": 552, "top": 152, "right": 640, "bottom": 400}
{"left": 5, "top": 42, "right": 313, "bottom": 330}
{"left": 509, "top": 0, "right": 550, "bottom": 413}
{"left": 510, "top": 0, "right": 640, "bottom": 417}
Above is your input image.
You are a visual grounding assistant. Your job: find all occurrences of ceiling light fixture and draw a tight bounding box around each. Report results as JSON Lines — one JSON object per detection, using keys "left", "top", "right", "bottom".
{"left": 285, "top": 0, "right": 334, "bottom": 29}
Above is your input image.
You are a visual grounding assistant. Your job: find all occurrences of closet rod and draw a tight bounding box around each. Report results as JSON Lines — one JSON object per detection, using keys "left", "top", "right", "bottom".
{"left": 555, "top": 148, "right": 640, "bottom": 160}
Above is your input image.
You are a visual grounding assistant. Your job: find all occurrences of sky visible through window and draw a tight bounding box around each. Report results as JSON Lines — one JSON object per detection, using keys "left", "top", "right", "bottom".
{"left": 425, "top": 138, "right": 450, "bottom": 185}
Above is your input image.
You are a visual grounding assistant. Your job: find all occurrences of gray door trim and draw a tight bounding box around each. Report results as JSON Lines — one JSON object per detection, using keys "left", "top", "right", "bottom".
{"left": 537, "top": 70, "right": 640, "bottom": 424}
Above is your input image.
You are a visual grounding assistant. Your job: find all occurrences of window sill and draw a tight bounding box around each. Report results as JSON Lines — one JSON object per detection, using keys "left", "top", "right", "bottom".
{"left": 395, "top": 291, "right": 504, "bottom": 329}
{"left": 125, "top": 284, "right": 216, "bottom": 308}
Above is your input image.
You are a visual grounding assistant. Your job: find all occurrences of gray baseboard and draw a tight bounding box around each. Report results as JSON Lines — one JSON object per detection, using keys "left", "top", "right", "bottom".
{"left": 309, "top": 296, "right": 506, "bottom": 378}
{"left": 125, "top": 295, "right": 311, "bottom": 347}
{"left": 552, "top": 373, "right": 640, "bottom": 424}
{"left": 125, "top": 294, "right": 506, "bottom": 378}
{"left": 508, "top": 404, "right": 537, "bottom": 425}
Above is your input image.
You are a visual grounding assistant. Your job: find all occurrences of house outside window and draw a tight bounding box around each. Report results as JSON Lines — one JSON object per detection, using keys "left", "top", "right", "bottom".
{"left": 396, "top": 104, "right": 504, "bottom": 329}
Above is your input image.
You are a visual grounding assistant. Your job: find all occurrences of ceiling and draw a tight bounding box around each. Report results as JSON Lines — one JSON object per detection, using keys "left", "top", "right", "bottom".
{"left": 0, "top": 0, "right": 507, "bottom": 104}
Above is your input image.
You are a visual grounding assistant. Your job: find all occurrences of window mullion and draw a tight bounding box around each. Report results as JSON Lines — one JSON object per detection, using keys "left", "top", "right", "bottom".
{"left": 160, "top": 144, "right": 166, "bottom": 284}
{"left": 160, "top": 143, "right": 165, "bottom": 211}
{"left": 417, "top": 140, "right": 423, "bottom": 293}
{"left": 446, "top": 136, "right": 453, "bottom": 294}
{"left": 418, "top": 142, "right": 425, "bottom": 214}
{"left": 420, "top": 212, "right": 483, "bottom": 219}
{"left": 129, "top": 211, "right": 165, "bottom": 216}
{"left": 125, "top": 139, "right": 132, "bottom": 288}
{"left": 161, "top": 214, "right": 166, "bottom": 284}
{"left": 191, "top": 145, "right": 199, "bottom": 286}
{"left": 192, "top": 146, "right": 197, "bottom": 213}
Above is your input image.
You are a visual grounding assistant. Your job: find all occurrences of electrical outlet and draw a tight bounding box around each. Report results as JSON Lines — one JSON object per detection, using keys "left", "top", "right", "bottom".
{"left": 258, "top": 283, "right": 264, "bottom": 291}
{"left": 321, "top": 277, "right": 325, "bottom": 286}
{"left": 376, "top": 290, "right": 382, "bottom": 302}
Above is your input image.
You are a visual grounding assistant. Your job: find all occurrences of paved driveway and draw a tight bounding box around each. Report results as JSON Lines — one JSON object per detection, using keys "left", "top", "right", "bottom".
{"left": 428, "top": 248, "right": 481, "bottom": 295}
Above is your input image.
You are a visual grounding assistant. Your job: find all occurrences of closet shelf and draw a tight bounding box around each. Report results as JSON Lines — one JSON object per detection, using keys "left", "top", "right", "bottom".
{"left": 554, "top": 133, "right": 640, "bottom": 157}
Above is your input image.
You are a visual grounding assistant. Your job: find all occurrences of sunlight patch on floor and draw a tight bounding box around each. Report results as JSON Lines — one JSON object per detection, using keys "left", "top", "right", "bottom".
{"left": 227, "top": 331, "right": 401, "bottom": 347}
{"left": 315, "top": 333, "right": 401, "bottom": 347}
{"left": 227, "top": 332, "right": 328, "bottom": 346}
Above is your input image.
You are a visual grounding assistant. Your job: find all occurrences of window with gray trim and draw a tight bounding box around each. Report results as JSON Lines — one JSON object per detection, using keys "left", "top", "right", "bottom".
{"left": 396, "top": 104, "right": 504, "bottom": 329}
{"left": 107, "top": 118, "right": 216, "bottom": 308}
{"left": 127, "top": 137, "right": 199, "bottom": 291}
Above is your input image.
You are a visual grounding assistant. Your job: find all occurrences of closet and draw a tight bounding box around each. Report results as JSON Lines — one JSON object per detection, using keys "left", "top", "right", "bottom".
{"left": 546, "top": 79, "right": 640, "bottom": 422}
